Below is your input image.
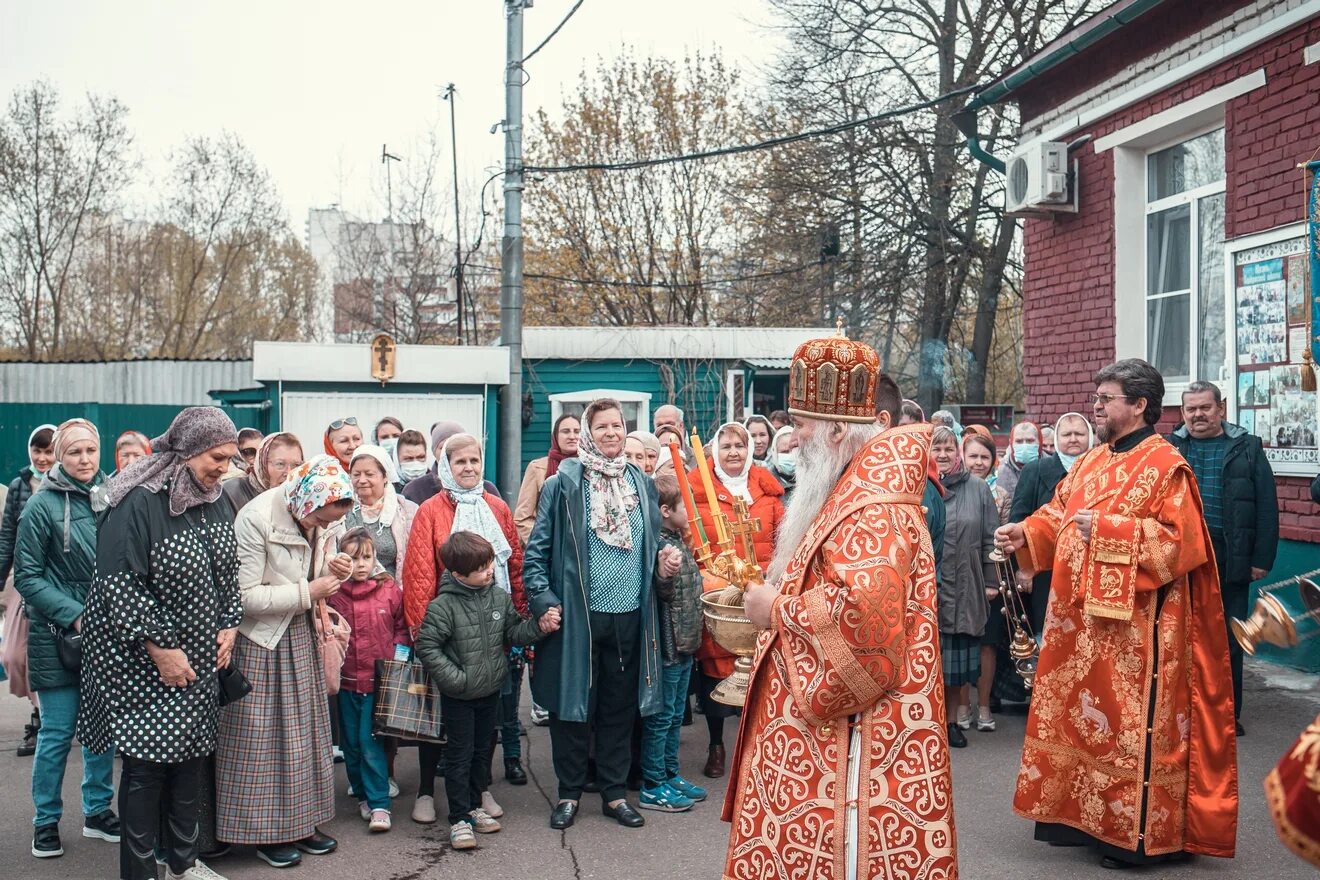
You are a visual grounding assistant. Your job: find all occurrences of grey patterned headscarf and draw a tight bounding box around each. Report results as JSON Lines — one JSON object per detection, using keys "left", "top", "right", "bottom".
{"left": 106, "top": 406, "right": 238, "bottom": 516}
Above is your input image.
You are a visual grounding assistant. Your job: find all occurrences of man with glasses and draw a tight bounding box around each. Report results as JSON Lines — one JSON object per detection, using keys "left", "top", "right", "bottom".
{"left": 1168, "top": 381, "right": 1276, "bottom": 737}
{"left": 995, "top": 359, "right": 1238, "bottom": 870}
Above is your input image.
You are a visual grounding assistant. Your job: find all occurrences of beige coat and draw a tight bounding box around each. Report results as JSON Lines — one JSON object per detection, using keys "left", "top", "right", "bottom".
{"left": 233, "top": 486, "right": 341, "bottom": 650}
{"left": 513, "top": 457, "right": 549, "bottom": 545}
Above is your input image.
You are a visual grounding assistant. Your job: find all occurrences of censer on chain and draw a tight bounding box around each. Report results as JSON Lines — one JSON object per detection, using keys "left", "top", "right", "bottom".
{"left": 989, "top": 547, "right": 1040, "bottom": 689}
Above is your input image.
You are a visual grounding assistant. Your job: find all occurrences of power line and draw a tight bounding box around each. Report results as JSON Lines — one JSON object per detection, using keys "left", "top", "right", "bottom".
{"left": 522, "top": 0, "right": 584, "bottom": 64}
{"left": 524, "top": 82, "right": 981, "bottom": 175}
{"left": 470, "top": 260, "right": 824, "bottom": 289}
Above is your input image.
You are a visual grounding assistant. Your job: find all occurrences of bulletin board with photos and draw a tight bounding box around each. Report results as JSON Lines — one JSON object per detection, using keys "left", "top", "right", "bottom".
{"left": 1231, "top": 228, "right": 1318, "bottom": 476}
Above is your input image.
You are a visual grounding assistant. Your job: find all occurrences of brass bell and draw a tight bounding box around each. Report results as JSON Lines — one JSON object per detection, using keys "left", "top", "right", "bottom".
{"left": 1231, "top": 577, "right": 1320, "bottom": 656}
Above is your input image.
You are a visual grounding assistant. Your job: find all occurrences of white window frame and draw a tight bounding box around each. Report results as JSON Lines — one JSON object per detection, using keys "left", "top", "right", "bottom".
{"left": 726, "top": 369, "right": 747, "bottom": 423}
{"left": 548, "top": 388, "right": 651, "bottom": 433}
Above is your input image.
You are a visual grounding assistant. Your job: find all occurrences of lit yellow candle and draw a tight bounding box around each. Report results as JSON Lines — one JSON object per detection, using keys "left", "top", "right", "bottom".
{"left": 691, "top": 428, "right": 730, "bottom": 548}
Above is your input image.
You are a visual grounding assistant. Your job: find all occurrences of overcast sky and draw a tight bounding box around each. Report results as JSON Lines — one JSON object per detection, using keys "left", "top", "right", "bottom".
{"left": 1, "top": 1, "right": 784, "bottom": 232}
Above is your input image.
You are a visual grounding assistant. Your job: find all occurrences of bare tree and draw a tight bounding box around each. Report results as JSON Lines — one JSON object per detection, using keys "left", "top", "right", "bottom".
{"left": 0, "top": 81, "right": 132, "bottom": 357}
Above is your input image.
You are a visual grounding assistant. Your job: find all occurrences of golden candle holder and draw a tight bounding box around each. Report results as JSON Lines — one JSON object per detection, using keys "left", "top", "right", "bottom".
{"left": 698, "top": 496, "right": 765, "bottom": 707}
{"left": 1231, "top": 577, "right": 1320, "bottom": 656}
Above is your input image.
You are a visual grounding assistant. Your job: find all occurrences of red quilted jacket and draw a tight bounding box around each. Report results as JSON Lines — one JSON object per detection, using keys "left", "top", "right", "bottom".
{"left": 401, "top": 490, "right": 526, "bottom": 631}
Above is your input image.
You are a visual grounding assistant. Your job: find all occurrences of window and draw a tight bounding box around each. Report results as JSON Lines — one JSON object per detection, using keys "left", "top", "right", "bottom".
{"left": 1144, "top": 128, "right": 1226, "bottom": 384}
{"left": 549, "top": 389, "right": 651, "bottom": 434}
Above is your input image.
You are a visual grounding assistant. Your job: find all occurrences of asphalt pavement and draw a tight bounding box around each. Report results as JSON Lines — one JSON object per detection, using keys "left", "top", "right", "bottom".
{"left": 0, "top": 660, "right": 1316, "bottom": 880}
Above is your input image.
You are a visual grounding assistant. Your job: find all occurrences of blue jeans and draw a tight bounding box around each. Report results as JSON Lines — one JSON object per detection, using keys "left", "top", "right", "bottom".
{"left": 500, "top": 659, "right": 523, "bottom": 760}
{"left": 32, "top": 685, "right": 114, "bottom": 827}
{"left": 640, "top": 656, "right": 693, "bottom": 786}
{"left": 338, "top": 691, "right": 390, "bottom": 810}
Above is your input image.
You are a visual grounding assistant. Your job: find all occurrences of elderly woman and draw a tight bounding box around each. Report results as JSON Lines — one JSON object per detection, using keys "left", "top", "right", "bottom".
{"left": 336, "top": 445, "right": 417, "bottom": 579}
{"left": 651, "top": 425, "right": 685, "bottom": 478}
{"left": 79, "top": 408, "right": 242, "bottom": 880}
{"left": 216, "top": 455, "right": 354, "bottom": 869}
{"left": 767, "top": 425, "right": 797, "bottom": 505}
{"left": 324, "top": 417, "right": 363, "bottom": 469}
{"left": 14, "top": 419, "right": 118, "bottom": 859}
{"left": 114, "top": 431, "right": 152, "bottom": 474}
{"left": 401, "top": 433, "right": 526, "bottom": 823}
{"left": 627, "top": 431, "right": 662, "bottom": 476}
{"left": 687, "top": 422, "right": 784, "bottom": 777}
{"left": 931, "top": 426, "right": 999, "bottom": 748}
{"left": 222, "top": 432, "right": 303, "bottom": 517}
{"left": 515, "top": 415, "right": 580, "bottom": 544}
{"left": 525, "top": 399, "right": 682, "bottom": 830}
{"left": 1, "top": 423, "right": 56, "bottom": 757}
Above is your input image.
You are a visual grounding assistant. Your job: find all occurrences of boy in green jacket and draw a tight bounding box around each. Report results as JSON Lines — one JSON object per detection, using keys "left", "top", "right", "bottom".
{"left": 415, "top": 531, "right": 560, "bottom": 850}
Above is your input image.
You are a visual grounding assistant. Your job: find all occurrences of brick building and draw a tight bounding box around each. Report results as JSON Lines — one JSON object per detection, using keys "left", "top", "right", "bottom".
{"left": 968, "top": 0, "right": 1320, "bottom": 599}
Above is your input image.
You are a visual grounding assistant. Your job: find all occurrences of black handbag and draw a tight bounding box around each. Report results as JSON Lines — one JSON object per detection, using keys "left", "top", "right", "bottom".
{"left": 49, "top": 623, "right": 81, "bottom": 671}
{"left": 216, "top": 665, "right": 251, "bottom": 706}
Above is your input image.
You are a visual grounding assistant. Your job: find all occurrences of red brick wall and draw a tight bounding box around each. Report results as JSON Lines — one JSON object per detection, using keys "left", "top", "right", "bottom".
{"left": 1016, "top": 18, "right": 1320, "bottom": 539}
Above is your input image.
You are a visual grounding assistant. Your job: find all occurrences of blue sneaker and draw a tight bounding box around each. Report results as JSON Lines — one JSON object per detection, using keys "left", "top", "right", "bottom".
{"left": 639, "top": 782, "right": 694, "bottom": 812}
{"left": 668, "top": 775, "right": 708, "bottom": 802}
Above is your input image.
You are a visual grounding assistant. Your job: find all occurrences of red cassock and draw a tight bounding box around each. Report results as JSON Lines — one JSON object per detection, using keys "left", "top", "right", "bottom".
{"left": 722, "top": 424, "right": 958, "bottom": 880}
{"left": 1266, "top": 711, "right": 1320, "bottom": 868}
{"left": 1013, "top": 433, "right": 1237, "bottom": 859}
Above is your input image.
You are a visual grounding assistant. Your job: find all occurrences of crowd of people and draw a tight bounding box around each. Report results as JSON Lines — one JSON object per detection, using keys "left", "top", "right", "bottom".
{"left": 0, "top": 350, "right": 1285, "bottom": 877}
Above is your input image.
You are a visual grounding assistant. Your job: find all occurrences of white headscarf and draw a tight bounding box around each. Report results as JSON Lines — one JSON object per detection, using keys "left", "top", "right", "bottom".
{"left": 1053, "top": 413, "right": 1095, "bottom": 473}
{"left": 712, "top": 422, "right": 753, "bottom": 503}
{"left": 27, "top": 423, "right": 56, "bottom": 478}
{"left": 436, "top": 435, "right": 513, "bottom": 594}
{"left": 349, "top": 444, "right": 402, "bottom": 526}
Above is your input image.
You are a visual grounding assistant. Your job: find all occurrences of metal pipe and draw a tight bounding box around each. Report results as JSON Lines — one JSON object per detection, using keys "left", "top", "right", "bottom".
{"left": 498, "top": 0, "right": 527, "bottom": 501}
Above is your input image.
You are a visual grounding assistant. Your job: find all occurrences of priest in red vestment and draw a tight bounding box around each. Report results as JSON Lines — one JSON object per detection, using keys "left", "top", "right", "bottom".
{"left": 726, "top": 334, "right": 958, "bottom": 880}
{"left": 996, "top": 358, "right": 1238, "bottom": 870}
{"left": 1267, "top": 711, "right": 1320, "bottom": 868}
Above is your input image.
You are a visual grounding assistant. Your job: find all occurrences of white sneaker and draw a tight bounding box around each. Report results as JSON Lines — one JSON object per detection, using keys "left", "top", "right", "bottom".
{"left": 411, "top": 795, "right": 437, "bottom": 824}
{"left": 977, "top": 707, "right": 996, "bottom": 732}
{"left": 469, "top": 807, "right": 501, "bottom": 833}
{"left": 358, "top": 801, "right": 372, "bottom": 822}
{"left": 369, "top": 809, "right": 391, "bottom": 833}
{"left": 346, "top": 781, "right": 355, "bottom": 798}
{"left": 449, "top": 822, "right": 477, "bottom": 850}
{"left": 529, "top": 703, "right": 550, "bottom": 726}
{"left": 955, "top": 706, "right": 972, "bottom": 730}
{"left": 388, "top": 777, "right": 400, "bottom": 798}
{"left": 332, "top": 745, "right": 344, "bottom": 763}
{"left": 480, "top": 790, "right": 503, "bottom": 819}
{"left": 167, "top": 860, "right": 228, "bottom": 880}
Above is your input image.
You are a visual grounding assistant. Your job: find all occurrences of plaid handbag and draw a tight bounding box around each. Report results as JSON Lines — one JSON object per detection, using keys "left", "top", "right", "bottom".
{"left": 372, "top": 659, "right": 445, "bottom": 744}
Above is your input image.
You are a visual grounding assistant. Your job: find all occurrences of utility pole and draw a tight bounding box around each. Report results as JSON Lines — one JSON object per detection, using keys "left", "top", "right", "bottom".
{"left": 442, "top": 84, "right": 465, "bottom": 345}
{"left": 381, "top": 144, "right": 401, "bottom": 221}
{"left": 498, "top": 0, "right": 528, "bottom": 501}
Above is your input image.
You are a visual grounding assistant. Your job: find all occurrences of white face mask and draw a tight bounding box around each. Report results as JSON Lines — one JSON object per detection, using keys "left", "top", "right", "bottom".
{"left": 776, "top": 451, "right": 797, "bottom": 477}
{"left": 380, "top": 437, "right": 399, "bottom": 458}
{"left": 399, "top": 460, "right": 428, "bottom": 482}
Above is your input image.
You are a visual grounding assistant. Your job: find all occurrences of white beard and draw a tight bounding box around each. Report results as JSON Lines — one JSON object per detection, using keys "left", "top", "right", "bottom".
{"left": 767, "top": 428, "right": 854, "bottom": 584}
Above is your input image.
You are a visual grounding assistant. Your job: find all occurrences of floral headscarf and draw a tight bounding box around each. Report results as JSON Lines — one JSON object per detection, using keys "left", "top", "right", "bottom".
{"left": 436, "top": 435, "right": 513, "bottom": 594}
{"left": 283, "top": 454, "right": 354, "bottom": 522}
{"left": 578, "top": 408, "right": 640, "bottom": 550}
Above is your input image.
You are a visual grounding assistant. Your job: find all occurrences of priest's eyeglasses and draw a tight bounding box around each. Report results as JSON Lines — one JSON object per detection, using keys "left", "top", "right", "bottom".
{"left": 1090, "top": 393, "right": 1133, "bottom": 406}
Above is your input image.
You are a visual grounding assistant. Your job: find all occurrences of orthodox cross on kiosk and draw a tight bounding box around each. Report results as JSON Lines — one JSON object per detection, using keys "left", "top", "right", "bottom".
{"left": 726, "top": 497, "right": 762, "bottom": 565}
{"left": 370, "top": 333, "right": 397, "bottom": 387}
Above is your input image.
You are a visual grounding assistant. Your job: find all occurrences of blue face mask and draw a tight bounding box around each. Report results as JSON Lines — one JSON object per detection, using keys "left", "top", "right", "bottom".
{"left": 1014, "top": 442, "right": 1040, "bottom": 464}
{"left": 776, "top": 452, "right": 797, "bottom": 477}
{"left": 1056, "top": 449, "right": 1079, "bottom": 472}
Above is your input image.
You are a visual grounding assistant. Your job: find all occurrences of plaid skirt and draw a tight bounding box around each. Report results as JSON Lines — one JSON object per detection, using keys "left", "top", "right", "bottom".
{"left": 215, "top": 613, "right": 334, "bottom": 844}
{"left": 940, "top": 632, "right": 981, "bottom": 687}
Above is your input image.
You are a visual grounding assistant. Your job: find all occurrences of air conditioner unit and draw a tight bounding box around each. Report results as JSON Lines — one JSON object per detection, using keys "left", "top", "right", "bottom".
{"left": 1004, "top": 141, "right": 1072, "bottom": 213}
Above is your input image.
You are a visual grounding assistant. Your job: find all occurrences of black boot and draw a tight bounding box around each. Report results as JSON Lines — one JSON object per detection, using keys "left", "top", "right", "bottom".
{"left": 505, "top": 759, "right": 528, "bottom": 786}
{"left": 17, "top": 709, "right": 39, "bottom": 757}
{"left": 947, "top": 724, "right": 967, "bottom": 748}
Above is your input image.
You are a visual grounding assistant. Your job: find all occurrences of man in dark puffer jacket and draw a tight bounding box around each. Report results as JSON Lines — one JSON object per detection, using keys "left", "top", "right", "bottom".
{"left": 414, "top": 531, "right": 558, "bottom": 849}
{"left": 1169, "top": 381, "right": 1279, "bottom": 735}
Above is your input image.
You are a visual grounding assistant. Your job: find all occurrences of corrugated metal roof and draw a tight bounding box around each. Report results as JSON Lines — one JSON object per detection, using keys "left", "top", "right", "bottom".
{"left": 744, "top": 357, "right": 793, "bottom": 369}
{"left": 522, "top": 326, "right": 827, "bottom": 361}
{"left": 0, "top": 360, "right": 258, "bottom": 405}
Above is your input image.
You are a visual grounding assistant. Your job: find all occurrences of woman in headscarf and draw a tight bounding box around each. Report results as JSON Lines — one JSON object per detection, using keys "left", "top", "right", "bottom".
{"left": 332, "top": 445, "right": 417, "bottom": 580}
{"left": 80, "top": 407, "right": 243, "bottom": 880}
{"left": 930, "top": 425, "right": 998, "bottom": 748}
{"left": 994, "top": 420, "right": 1041, "bottom": 510}
{"left": 1, "top": 423, "right": 56, "bottom": 756}
{"left": 324, "top": 417, "right": 363, "bottom": 469}
{"left": 742, "top": 415, "right": 774, "bottom": 466}
{"left": 403, "top": 421, "right": 501, "bottom": 506}
{"left": 767, "top": 425, "right": 797, "bottom": 505}
{"left": 514, "top": 414, "right": 580, "bottom": 544}
{"left": 221, "top": 432, "right": 304, "bottom": 518}
{"left": 216, "top": 455, "right": 354, "bottom": 869}
{"left": 1009, "top": 412, "right": 1093, "bottom": 633}
{"left": 651, "top": 425, "right": 685, "bottom": 478}
{"left": 14, "top": 419, "right": 118, "bottom": 858}
{"left": 687, "top": 422, "right": 784, "bottom": 778}
{"left": 114, "top": 431, "right": 152, "bottom": 474}
{"left": 401, "top": 432, "right": 525, "bottom": 823}
{"left": 626, "top": 430, "right": 662, "bottom": 477}
{"left": 523, "top": 398, "right": 681, "bottom": 830}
